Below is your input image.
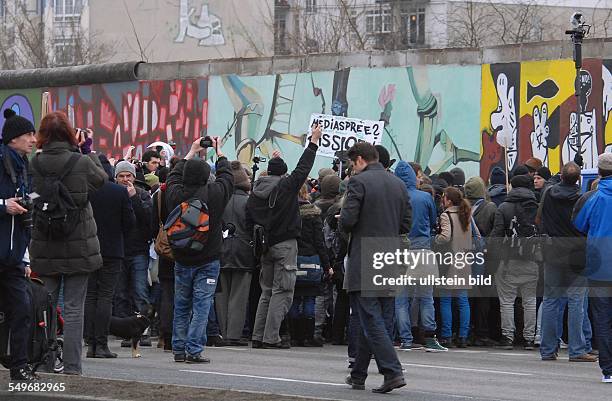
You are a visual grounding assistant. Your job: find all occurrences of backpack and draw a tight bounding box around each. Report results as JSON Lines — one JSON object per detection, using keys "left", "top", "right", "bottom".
{"left": 153, "top": 190, "right": 174, "bottom": 260}
{"left": 250, "top": 184, "right": 280, "bottom": 259}
{"left": 504, "top": 199, "right": 541, "bottom": 260}
{"left": 164, "top": 195, "right": 210, "bottom": 255}
{"left": 30, "top": 153, "right": 82, "bottom": 239}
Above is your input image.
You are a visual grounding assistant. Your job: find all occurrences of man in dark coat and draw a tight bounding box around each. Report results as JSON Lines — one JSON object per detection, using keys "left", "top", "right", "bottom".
{"left": 0, "top": 109, "right": 37, "bottom": 381}
{"left": 112, "top": 160, "right": 154, "bottom": 345}
{"left": 340, "top": 142, "right": 411, "bottom": 394}
{"left": 216, "top": 161, "right": 256, "bottom": 346}
{"left": 538, "top": 162, "right": 595, "bottom": 362}
{"left": 488, "top": 166, "right": 507, "bottom": 206}
{"left": 86, "top": 155, "right": 136, "bottom": 358}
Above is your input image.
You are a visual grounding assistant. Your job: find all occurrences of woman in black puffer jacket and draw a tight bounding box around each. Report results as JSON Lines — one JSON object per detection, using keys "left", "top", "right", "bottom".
{"left": 289, "top": 184, "right": 330, "bottom": 347}
{"left": 30, "top": 112, "right": 107, "bottom": 375}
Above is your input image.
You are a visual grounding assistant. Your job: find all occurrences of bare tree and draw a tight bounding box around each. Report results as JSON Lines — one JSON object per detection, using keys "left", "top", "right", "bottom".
{"left": 444, "top": 1, "right": 498, "bottom": 48}
{"left": 0, "top": 2, "right": 113, "bottom": 70}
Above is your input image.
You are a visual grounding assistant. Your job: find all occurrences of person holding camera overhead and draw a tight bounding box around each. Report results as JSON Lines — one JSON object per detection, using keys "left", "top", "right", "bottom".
{"left": 165, "top": 136, "right": 233, "bottom": 364}
{"left": 246, "top": 123, "right": 322, "bottom": 349}
{"left": 0, "top": 109, "right": 38, "bottom": 381}
{"left": 29, "top": 111, "right": 107, "bottom": 376}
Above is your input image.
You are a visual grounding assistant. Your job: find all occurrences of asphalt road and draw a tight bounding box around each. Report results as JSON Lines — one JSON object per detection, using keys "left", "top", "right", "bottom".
{"left": 60, "top": 339, "right": 609, "bottom": 401}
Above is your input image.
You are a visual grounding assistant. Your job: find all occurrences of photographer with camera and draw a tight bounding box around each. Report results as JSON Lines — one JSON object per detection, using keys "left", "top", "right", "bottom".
{"left": 246, "top": 123, "right": 322, "bottom": 349}
{"left": 0, "top": 109, "right": 37, "bottom": 381}
{"left": 165, "top": 135, "right": 233, "bottom": 363}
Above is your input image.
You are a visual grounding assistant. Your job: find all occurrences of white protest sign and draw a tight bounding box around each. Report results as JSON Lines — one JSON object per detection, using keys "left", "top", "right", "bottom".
{"left": 307, "top": 113, "right": 384, "bottom": 157}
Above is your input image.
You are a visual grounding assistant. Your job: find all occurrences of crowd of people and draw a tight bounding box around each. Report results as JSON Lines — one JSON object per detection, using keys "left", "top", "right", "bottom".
{"left": 1, "top": 108, "right": 611, "bottom": 391}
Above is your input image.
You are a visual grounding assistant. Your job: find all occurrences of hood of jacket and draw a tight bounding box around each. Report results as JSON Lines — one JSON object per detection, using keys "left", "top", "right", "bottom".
{"left": 394, "top": 161, "right": 417, "bottom": 191}
{"left": 488, "top": 183, "right": 507, "bottom": 197}
{"left": 600, "top": 176, "right": 612, "bottom": 196}
{"left": 299, "top": 202, "right": 321, "bottom": 218}
{"left": 548, "top": 182, "right": 581, "bottom": 202}
{"left": 505, "top": 186, "right": 536, "bottom": 203}
{"left": 252, "top": 175, "right": 282, "bottom": 199}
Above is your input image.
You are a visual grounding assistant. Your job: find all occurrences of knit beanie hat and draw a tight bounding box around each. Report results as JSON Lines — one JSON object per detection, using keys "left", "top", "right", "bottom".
{"left": 489, "top": 167, "right": 506, "bottom": 186}
{"left": 450, "top": 167, "right": 466, "bottom": 186}
{"left": 535, "top": 166, "right": 552, "bottom": 181}
{"left": 464, "top": 177, "right": 487, "bottom": 200}
{"left": 511, "top": 174, "right": 533, "bottom": 189}
{"left": 513, "top": 165, "right": 530, "bottom": 177}
{"left": 2, "top": 109, "right": 35, "bottom": 145}
{"left": 268, "top": 157, "right": 288, "bottom": 176}
{"left": 231, "top": 160, "right": 251, "bottom": 191}
{"left": 183, "top": 159, "right": 211, "bottom": 186}
{"left": 114, "top": 160, "right": 136, "bottom": 178}
{"left": 439, "top": 172, "right": 455, "bottom": 187}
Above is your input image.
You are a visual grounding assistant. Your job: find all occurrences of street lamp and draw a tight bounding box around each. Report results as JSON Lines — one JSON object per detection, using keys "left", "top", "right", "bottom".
{"left": 565, "top": 12, "right": 591, "bottom": 168}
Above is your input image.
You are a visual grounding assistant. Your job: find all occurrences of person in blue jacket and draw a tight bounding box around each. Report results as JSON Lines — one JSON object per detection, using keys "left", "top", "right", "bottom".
{"left": 573, "top": 152, "right": 612, "bottom": 384}
{"left": 0, "top": 109, "right": 37, "bottom": 381}
{"left": 393, "top": 161, "right": 447, "bottom": 352}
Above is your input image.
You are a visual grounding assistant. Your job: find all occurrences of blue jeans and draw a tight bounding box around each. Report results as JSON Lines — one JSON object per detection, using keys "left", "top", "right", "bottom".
{"left": 439, "top": 289, "right": 470, "bottom": 339}
{"left": 395, "top": 285, "right": 436, "bottom": 344}
{"left": 172, "top": 260, "right": 220, "bottom": 357}
{"left": 540, "top": 265, "right": 589, "bottom": 358}
{"left": 583, "top": 296, "right": 593, "bottom": 352}
{"left": 589, "top": 284, "right": 612, "bottom": 376}
{"left": 289, "top": 296, "right": 315, "bottom": 319}
{"left": 114, "top": 254, "right": 150, "bottom": 316}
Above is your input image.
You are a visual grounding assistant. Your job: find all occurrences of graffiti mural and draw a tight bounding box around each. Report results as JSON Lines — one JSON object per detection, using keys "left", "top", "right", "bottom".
{"left": 175, "top": 1, "right": 225, "bottom": 46}
{"left": 208, "top": 66, "right": 482, "bottom": 176}
{"left": 0, "top": 90, "right": 41, "bottom": 142}
{"left": 481, "top": 59, "right": 610, "bottom": 178}
{"left": 47, "top": 79, "right": 208, "bottom": 159}
{"left": 604, "top": 60, "right": 612, "bottom": 153}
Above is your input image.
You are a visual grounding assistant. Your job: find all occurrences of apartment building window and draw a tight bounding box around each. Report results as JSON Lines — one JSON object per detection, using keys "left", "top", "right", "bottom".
{"left": 305, "top": 0, "right": 316, "bottom": 13}
{"left": 54, "top": 0, "right": 81, "bottom": 20}
{"left": 366, "top": 8, "right": 392, "bottom": 34}
{"left": 274, "top": 13, "right": 288, "bottom": 54}
{"left": 55, "top": 39, "right": 75, "bottom": 65}
{"left": 402, "top": 7, "right": 425, "bottom": 45}
{"left": 0, "top": 0, "right": 5, "bottom": 18}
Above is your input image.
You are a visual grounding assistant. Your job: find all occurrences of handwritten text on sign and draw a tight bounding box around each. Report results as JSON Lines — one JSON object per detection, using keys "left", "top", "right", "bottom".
{"left": 307, "top": 114, "right": 384, "bottom": 157}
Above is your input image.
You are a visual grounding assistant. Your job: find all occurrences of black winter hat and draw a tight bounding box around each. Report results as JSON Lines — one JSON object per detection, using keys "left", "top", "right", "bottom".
{"left": 450, "top": 167, "right": 466, "bottom": 186}
{"left": 511, "top": 174, "right": 533, "bottom": 189}
{"left": 512, "top": 165, "right": 530, "bottom": 177}
{"left": 267, "top": 157, "right": 288, "bottom": 176}
{"left": 375, "top": 145, "right": 395, "bottom": 169}
{"left": 489, "top": 166, "right": 506, "bottom": 186}
{"left": 535, "top": 166, "right": 552, "bottom": 181}
{"left": 2, "top": 109, "right": 35, "bottom": 145}
{"left": 184, "top": 159, "right": 211, "bottom": 186}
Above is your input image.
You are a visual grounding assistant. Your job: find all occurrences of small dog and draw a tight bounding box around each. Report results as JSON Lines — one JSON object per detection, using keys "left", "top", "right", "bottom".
{"left": 109, "top": 313, "right": 150, "bottom": 358}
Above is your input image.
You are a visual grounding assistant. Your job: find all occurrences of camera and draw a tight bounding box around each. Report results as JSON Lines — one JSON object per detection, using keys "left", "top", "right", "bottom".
{"left": 200, "top": 136, "right": 214, "bottom": 148}
{"left": 17, "top": 194, "right": 35, "bottom": 229}
{"left": 570, "top": 12, "right": 583, "bottom": 29}
{"left": 252, "top": 156, "right": 267, "bottom": 164}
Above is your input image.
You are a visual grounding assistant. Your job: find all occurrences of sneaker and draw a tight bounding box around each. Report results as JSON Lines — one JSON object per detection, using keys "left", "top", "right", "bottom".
{"left": 495, "top": 337, "right": 513, "bottom": 350}
{"left": 534, "top": 334, "right": 541, "bottom": 346}
{"left": 186, "top": 354, "right": 211, "bottom": 364}
{"left": 398, "top": 342, "right": 423, "bottom": 351}
{"left": 424, "top": 337, "right": 448, "bottom": 352}
{"left": 588, "top": 350, "right": 599, "bottom": 357}
{"left": 174, "top": 353, "right": 186, "bottom": 363}
{"left": 569, "top": 354, "right": 598, "bottom": 362}
{"left": 559, "top": 339, "right": 568, "bottom": 350}
{"left": 524, "top": 341, "right": 535, "bottom": 350}
{"left": 541, "top": 353, "right": 558, "bottom": 361}
{"left": 456, "top": 338, "right": 468, "bottom": 348}
{"left": 439, "top": 337, "right": 454, "bottom": 348}
{"left": 602, "top": 375, "right": 612, "bottom": 383}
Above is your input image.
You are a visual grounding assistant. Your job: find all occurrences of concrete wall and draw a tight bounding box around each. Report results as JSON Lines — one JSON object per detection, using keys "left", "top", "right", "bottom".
{"left": 0, "top": 38, "right": 610, "bottom": 179}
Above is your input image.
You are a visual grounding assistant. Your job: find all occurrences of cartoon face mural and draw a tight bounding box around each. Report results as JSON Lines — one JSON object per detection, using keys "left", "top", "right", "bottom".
{"left": 207, "top": 66, "right": 481, "bottom": 176}
{"left": 481, "top": 59, "right": 610, "bottom": 178}
{"left": 47, "top": 79, "right": 208, "bottom": 159}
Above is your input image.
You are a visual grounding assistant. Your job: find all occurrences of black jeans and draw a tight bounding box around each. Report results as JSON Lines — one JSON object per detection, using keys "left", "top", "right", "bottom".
{"left": 332, "top": 283, "right": 349, "bottom": 342}
{"left": 350, "top": 293, "right": 403, "bottom": 382}
{"left": 0, "top": 264, "right": 31, "bottom": 370}
{"left": 85, "top": 258, "right": 121, "bottom": 346}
